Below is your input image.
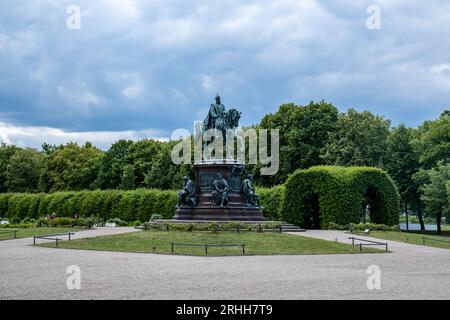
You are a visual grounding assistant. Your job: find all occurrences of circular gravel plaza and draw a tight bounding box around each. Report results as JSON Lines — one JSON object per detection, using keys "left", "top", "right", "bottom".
{"left": 0, "top": 227, "right": 449, "bottom": 300}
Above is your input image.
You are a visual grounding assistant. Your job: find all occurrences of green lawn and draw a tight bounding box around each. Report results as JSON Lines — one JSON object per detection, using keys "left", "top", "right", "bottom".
{"left": 0, "top": 227, "right": 84, "bottom": 241}
{"left": 352, "top": 230, "right": 450, "bottom": 249}
{"left": 38, "top": 230, "right": 385, "bottom": 256}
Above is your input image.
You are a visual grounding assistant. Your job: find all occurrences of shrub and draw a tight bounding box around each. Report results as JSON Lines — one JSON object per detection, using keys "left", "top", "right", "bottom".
{"left": 282, "top": 166, "right": 400, "bottom": 229}
{"left": 258, "top": 185, "right": 285, "bottom": 220}
{"left": 51, "top": 217, "right": 75, "bottom": 227}
{"left": 262, "top": 221, "right": 282, "bottom": 230}
{"left": 73, "top": 216, "right": 97, "bottom": 228}
{"left": 353, "top": 223, "right": 399, "bottom": 232}
{"left": 328, "top": 222, "right": 348, "bottom": 230}
{"left": 150, "top": 214, "right": 163, "bottom": 221}
{"left": 131, "top": 220, "right": 142, "bottom": 227}
{"left": 9, "top": 216, "right": 21, "bottom": 224}
{"left": 209, "top": 222, "right": 220, "bottom": 233}
{"left": 142, "top": 222, "right": 282, "bottom": 233}
{"left": 37, "top": 217, "right": 50, "bottom": 227}
{"left": 85, "top": 216, "right": 100, "bottom": 228}
{"left": 21, "top": 217, "right": 36, "bottom": 225}
{"left": 106, "top": 218, "right": 128, "bottom": 226}
{"left": 328, "top": 222, "right": 399, "bottom": 232}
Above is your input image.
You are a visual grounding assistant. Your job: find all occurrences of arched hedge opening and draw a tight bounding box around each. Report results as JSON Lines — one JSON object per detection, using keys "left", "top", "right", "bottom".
{"left": 282, "top": 166, "right": 400, "bottom": 229}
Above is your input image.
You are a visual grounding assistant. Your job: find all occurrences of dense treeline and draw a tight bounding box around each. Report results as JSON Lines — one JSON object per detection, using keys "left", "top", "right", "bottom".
{"left": 1, "top": 102, "right": 449, "bottom": 229}
{"left": 0, "top": 140, "right": 191, "bottom": 193}
{"left": 255, "top": 103, "right": 450, "bottom": 231}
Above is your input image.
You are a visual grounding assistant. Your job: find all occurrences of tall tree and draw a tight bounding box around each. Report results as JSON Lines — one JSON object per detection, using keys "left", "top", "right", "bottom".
{"left": 5, "top": 148, "right": 44, "bottom": 193}
{"left": 41, "top": 143, "right": 60, "bottom": 156}
{"left": 415, "top": 110, "right": 450, "bottom": 169}
{"left": 447, "top": 181, "right": 450, "bottom": 222}
{"left": 42, "top": 142, "right": 104, "bottom": 192}
{"left": 119, "top": 164, "right": 136, "bottom": 190}
{"left": 0, "top": 143, "right": 21, "bottom": 192}
{"left": 321, "top": 108, "right": 390, "bottom": 167}
{"left": 385, "top": 124, "right": 423, "bottom": 229}
{"left": 144, "top": 141, "right": 191, "bottom": 190}
{"left": 125, "top": 139, "right": 165, "bottom": 187}
{"left": 94, "top": 140, "right": 134, "bottom": 189}
{"left": 419, "top": 162, "right": 450, "bottom": 234}
{"left": 257, "top": 100, "right": 338, "bottom": 185}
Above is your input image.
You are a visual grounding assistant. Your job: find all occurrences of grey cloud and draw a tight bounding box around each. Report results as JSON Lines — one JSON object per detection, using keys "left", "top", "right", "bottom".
{"left": 0, "top": 0, "right": 449, "bottom": 143}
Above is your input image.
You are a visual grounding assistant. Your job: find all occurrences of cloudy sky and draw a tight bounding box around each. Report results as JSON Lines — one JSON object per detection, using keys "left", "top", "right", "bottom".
{"left": 1, "top": 0, "right": 450, "bottom": 149}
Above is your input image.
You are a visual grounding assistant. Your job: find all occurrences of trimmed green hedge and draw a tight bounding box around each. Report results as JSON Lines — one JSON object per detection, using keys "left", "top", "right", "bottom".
{"left": 328, "top": 222, "right": 399, "bottom": 232}
{"left": 0, "top": 186, "right": 285, "bottom": 222}
{"left": 0, "top": 189, "right": 178, "bottom": 222}
{"left": 3, "top": 167, "right": 399, "bottom": 227}
{"left": 282, "top": 166, "right": 400, "bottom": 229}
{"left": 258, "top": 185, "right": 285, "bottom": 220}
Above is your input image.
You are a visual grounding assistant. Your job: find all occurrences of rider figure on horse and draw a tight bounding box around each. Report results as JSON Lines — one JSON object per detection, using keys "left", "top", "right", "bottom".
{"left": 203, "top": 95, "right": 242, "bottom": 160}
{"left": 203, "top": 94, "right": 226, "bottom": 131}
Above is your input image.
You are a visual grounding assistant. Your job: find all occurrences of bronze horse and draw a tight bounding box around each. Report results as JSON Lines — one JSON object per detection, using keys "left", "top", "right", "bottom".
{"left": 202, "top": 108, "right": 242, "bottom": 159}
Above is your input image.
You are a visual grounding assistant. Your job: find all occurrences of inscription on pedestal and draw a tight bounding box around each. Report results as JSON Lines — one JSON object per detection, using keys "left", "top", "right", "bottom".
{"left": 230, "top": 164, "right": 244, "bottom": 192}
{"left": 199, "top": 173, "right": 217, "bottom": 192}
{"left": 229, "top": 175, "right": 241, "bottom": 192}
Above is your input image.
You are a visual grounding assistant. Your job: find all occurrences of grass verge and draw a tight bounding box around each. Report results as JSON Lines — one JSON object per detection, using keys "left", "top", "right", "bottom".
{"left": 38, "top": 230, "right": 385, "bottom": 256}
{"left": 0, "top": 227, "right": 85, "bottom": 241}
{"left": 352, "top": 230, "right": 450, "bottom": 249}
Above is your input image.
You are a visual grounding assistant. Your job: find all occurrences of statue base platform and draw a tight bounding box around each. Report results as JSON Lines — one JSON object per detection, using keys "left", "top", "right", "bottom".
{"left": 173, "top": 161, "right": 265, "bottom": 222}
{"left": 173, "top": 205, "right": 265, "bottom": 221}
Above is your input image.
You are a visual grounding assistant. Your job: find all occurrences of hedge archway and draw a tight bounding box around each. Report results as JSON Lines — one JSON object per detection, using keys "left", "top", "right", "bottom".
{"left": 281, "top": 166, "right": 400, "bottom": 229}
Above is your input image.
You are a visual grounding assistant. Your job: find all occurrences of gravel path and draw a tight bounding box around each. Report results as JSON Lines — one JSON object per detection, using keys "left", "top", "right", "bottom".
{"left": 0, "top": 228, "right": 449, "bottom": 300}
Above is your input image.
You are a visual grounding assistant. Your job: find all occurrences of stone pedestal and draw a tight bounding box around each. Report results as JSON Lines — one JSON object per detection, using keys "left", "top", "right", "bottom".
{"left": 173, "top": 161, "right": 265, "bottom": 221}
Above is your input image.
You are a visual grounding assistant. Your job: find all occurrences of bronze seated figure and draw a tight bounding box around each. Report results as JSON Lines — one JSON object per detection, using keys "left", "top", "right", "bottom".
{"left": 211, "top": 172, "right": 229, "bottom": 208}
{"left": 177, "top": 176, "right": 197, "bottom": 207}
